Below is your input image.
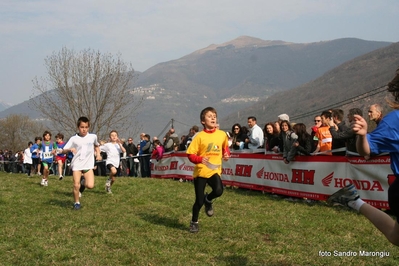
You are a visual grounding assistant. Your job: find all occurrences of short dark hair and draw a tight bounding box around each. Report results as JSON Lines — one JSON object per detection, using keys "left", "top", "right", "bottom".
{"left": 77, "top": 116, "right": 90, "bottom": 127}
{"left": 55, "top": 133, "right": 64, "bottom": 140}
{"left": 43, "top": 130, "right": 52, "bottom": 138}
{"left": 248, "top": 116, "right": 257, "bottom": 121}
{"left": 331, "top": 109, "right": 344, "bottom": 121}
{"left": 348, "top": 108, "right": 363, "bottom": 117}
{"left": 320, "top": 111, "right": 332, "bottom": 119}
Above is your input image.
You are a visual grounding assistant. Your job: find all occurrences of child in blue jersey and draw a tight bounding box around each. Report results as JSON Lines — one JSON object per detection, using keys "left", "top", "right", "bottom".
{"left": 328, "top": 67, "right": 399, "bottom": 246}
{"left": 186, "top": 107, "right": 230, "bottom": 233}
{"left": 30, "top": 136, "right": 42, "bottom": 175}
{"left": 39, "top": 131, "right": 58, "bottom": 186}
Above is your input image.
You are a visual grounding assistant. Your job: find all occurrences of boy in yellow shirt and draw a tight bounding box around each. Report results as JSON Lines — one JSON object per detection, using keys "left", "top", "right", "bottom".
{"left": 186, "top": 107, "right": 230, "bottom": 233}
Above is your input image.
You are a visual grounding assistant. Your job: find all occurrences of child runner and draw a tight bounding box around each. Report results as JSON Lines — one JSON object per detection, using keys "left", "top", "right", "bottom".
{"left": 61, "top": 117, "right": 102, "bottom": 210}
{"left": 101, "top": 130, "right": 126, "bottom": 194}
{"left": 30, "top": 136, "right": 42, "bottom": 175}
{"left": 23, "top": 141, "right": 33, "bottom": 177}
{"left": 39, "top": 131, "right": 58, "bottom": 186}
{"left": 55, "top": 133, "right": 67, "bottom": 180}
{"left": 186, "top": 106, "right": 230, "bottom": 233}
{"left": 328, "top": 67, "right": 399, "bottom": 246}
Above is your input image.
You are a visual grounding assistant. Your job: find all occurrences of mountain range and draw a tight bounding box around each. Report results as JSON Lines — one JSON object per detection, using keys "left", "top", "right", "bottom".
{"left": 0, "top": 100, "right": 12, "bottom": 112}
{"left": 0, "top": 36, "right": 395, "bottom": 139}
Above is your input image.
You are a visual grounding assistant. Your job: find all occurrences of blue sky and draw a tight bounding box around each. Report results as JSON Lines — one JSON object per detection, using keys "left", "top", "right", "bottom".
{"left": 1, "top": 0, "right": 398, "bottom": 105}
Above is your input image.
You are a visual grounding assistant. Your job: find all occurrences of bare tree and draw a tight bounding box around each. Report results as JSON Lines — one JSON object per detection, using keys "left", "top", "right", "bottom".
{"left": 31, "top": 47, "right": 143, "bottom": 140}
{"left": 0, "top": 114, "right": 44, "bottom": 151}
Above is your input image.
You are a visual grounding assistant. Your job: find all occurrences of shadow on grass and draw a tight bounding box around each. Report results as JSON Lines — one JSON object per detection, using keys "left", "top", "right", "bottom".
{"left": 137, "top": 212, "right": 187, "bottom": 231}
{"left": 48, "top": 198, "right": 72, "bottom": 208}
{"left": 213, "top": 254, "right": 248, "bottom": 266}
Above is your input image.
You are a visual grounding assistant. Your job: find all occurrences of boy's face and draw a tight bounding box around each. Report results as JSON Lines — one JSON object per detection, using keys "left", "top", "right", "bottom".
{"left": 201, "top": 111, "right": 217, "bottom": 129}
{"left": 56, "top": 137, "right": 63, "bottom": 143}
{"left": 78, "top": 122, "right": 90, "bottom": 137}
{"left": 109, "top": 132, "right": 118, "bottom": 142}
{"left": 44, "top": 134, "right": 51, "bottom": 141}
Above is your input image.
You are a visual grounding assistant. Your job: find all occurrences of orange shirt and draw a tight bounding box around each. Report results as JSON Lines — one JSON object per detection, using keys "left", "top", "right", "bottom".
{"left": 315, "top": 126, "right": 332, "bottom": 155}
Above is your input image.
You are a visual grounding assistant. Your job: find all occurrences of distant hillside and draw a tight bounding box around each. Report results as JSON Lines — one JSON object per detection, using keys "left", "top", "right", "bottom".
{"left": 0, "top": 36, "right": 393, "bottom": 138}
{"left": 0, "top": 101, "right": 12, "bottom": 112}
{"left": 131, "top": 37, "right": 391, "bottom": 135}
{"left": 219, "top": 42, "right": 399, "bottom": 130}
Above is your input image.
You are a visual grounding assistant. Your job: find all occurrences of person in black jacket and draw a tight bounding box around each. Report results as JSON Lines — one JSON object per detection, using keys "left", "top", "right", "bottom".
{"left": 329, "top": 108, "right": 363, "bottom": 154}
{"left": 230, "top": 123, "right": 247, "bottom": 150}
{"left": 126, "top": 137, "right": 139, "bottom": 177}
{"left": 330, "top": 109, "right": 348, "bottom": 155}
{"left": 263, "top": 122, "right": 280, "bottom": 152}
{"left": 292, "top": 123, "right": 312, "bottom": 157}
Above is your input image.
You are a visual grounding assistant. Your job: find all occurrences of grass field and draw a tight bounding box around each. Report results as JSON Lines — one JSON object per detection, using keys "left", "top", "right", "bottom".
{"left": 0, "top": 172, "right": 397, "bottom": 266}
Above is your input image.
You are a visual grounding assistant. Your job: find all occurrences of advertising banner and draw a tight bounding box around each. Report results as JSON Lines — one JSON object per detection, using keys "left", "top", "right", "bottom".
{"left": 151, "top": 152, "right": 392, "bottom": 209}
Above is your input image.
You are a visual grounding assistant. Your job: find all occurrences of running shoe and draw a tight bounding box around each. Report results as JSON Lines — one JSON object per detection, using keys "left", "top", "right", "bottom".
{"left": 204, "top": 192, "right": 214, "bottom": 217}
{"left": 189, "top": 221, "right": 199, "bottom": 233}
{"left": 105, "top": 180, "right": 111, "bottom": 192}
{"left": 327, "top": 184, "right": 360, "bottom": 207}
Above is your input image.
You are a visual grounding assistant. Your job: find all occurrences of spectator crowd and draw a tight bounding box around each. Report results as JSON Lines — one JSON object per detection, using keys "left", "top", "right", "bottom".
{"left": 0, "top": 103, "right": 385, "bottom": 176}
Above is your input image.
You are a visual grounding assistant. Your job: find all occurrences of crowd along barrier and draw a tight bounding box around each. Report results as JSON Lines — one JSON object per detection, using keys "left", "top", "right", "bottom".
{"left": 151, "top": 151, "right": 393, "bottom": 210}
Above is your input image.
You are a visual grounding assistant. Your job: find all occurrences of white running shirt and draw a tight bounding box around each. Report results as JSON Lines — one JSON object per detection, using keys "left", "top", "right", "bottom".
{"left": 64, "top": 133, "right": 99, "bottom": 171}
{"left": 100, "top": 142, "right": 122, "bottom": 168}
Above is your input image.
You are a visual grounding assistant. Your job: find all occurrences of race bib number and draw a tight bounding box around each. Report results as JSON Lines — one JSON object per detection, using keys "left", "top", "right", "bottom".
{"left": 43, "top": 152, "right": 53, "bottom": 160}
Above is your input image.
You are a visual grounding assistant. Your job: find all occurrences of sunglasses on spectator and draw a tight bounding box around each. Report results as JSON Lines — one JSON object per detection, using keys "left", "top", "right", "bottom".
{"left": 314, "top": 120, "right": 321, "bottom": 122}
{"left": 234, "top": 127, "right": 240, "bottom": 130}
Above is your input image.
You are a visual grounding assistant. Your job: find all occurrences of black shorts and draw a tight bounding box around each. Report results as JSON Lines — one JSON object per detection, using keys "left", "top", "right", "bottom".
{"left": 32, "top": 158, "right": 40, "bottom": 166}
{"left": 106, "top": 164, "right": 117, "bottom": 170}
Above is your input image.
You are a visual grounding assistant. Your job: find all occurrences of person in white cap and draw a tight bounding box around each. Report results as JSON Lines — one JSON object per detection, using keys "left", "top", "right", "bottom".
{"left": 278, "top": 113, "right": 290, "bottom": 122}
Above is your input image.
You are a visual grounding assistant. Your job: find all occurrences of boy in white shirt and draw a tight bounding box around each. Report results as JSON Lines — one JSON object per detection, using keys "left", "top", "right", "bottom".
{"left": 100, "top": 130, "right": 126, "bottom": 194}
{"left": 61, "top": 117, "right": 102, "bottom": 210}
{"left": 23, "top": 142, "right": 33, "bottom": 177}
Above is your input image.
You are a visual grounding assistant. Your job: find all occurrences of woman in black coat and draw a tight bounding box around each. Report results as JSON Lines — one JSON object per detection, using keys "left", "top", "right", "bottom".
{"left": 231, "top": 123, "right": 248, "bottom": 150}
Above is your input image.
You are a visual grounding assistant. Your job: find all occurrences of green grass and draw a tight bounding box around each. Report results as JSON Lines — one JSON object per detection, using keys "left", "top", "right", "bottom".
{"left": 0, "top": 172, "right": 397, "bottom": 266}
